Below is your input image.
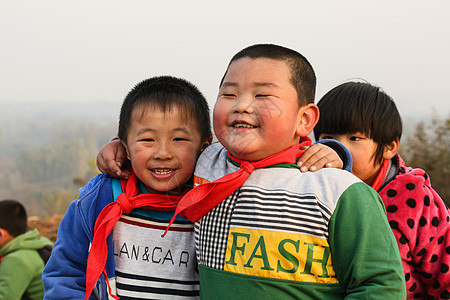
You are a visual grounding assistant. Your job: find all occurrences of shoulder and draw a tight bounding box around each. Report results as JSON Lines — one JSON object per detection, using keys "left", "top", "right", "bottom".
{"left": 381, "top": 164, "right": 441, "bottom": 206}
{"left": 61, "top": 174, "right": 113, "bottom": 234}
{"left": 304, "top": 169, "right": 373, "bottom": 209}
{"left": 380, "top": 164, "right": 449, "bottom": 229}
{"left": 1, "top": 248, "right": 44, "bottom": 271}
{"left": 76, "top": 174, "right": 113, "bottom": 213}
{"left": 78, "top": 173, "right": 112, "bottom": 197}
{"left": 266, "top": 167, "right": 361, "bottom": 193}
{"left": 196, "top": 142, "right": 238, "bottom": 181}
{"left": 197, "top": 142, "right": 227, "bottom": 164}
{"left": 248, "top": 167, "right": 364, "bottom": 211}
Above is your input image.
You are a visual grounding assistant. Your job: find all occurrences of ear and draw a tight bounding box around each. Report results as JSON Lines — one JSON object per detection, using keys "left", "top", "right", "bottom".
{"left": 382, "top": 138, "right": 399, "bottom": 160}
{"left": 295, "top": 103, "right": 320, "bottom": 138}
{"left": 121, "top": 140, "right": 131, "bottom": 160}
{"left": 201, "top": 137, "right": 213, "bottom": 151}
{"left": 0, "top": 228, "right": 14, "bottom": 248}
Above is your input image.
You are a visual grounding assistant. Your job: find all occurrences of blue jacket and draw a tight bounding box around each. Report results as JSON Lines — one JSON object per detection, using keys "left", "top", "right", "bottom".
{"left": 43, "top": 174, "right": 116, "bottom": 300}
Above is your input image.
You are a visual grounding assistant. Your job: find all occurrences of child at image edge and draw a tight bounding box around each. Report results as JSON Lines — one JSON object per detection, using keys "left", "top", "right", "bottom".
{"left": 173, "top": 44, "right": 405, "bottom": 298}
{"left": 314, "top": 81, "right": 450, "bottom": 299}
{"left": 42, "top": 76, "right": 213, "bottom": 299}
{"left": 0, "top": 199, "right": 53, "bottom": 300}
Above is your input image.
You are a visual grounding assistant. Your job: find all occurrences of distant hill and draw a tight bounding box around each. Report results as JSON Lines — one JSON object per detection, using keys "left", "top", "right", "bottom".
{"left": 0, "top": 101, "right": 120, "bottom": 217}
{"left": 0, "top": 101, "right": 120, "bottom": 158}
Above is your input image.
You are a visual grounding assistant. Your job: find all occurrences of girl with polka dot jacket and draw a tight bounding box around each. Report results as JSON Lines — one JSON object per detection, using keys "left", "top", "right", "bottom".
{"left": 314, "top": 81, "right": 450, "bottom": 299}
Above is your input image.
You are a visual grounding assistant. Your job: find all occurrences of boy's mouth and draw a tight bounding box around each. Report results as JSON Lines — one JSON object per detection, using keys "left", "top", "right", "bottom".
{"left": 232, "top": 121, "right": 257, "bottom": 128}
{"left": 151, "top": 168, "right": 175, "bottom": 175}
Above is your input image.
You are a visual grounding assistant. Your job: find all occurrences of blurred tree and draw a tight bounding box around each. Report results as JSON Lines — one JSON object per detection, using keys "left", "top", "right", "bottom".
{"left": 400, "top": 113, "right": 449, "bottom": 205}
{"left": 73, "top": 157, "right": 100, "bottom": 188}
{"left": 0, "top": 137, "right": 100, "bottom": 217}
{"left": 42, "top": 188, "right": 79, "bottom": 217}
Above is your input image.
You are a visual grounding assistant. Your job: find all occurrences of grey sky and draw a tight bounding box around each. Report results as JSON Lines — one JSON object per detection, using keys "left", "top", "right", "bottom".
{"left": 1, "top": 0, "right": 449, "bottom": 121}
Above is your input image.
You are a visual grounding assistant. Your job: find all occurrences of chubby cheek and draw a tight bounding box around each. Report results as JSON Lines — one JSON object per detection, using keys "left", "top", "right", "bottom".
{"left": 129, "top": 146, "right": 152, "bottom": 167}
{"left": 257, "top": 100, "right": 282, "bottom": 118}
{"left": 212, "top": 105, "right": 228, "bottom": 140}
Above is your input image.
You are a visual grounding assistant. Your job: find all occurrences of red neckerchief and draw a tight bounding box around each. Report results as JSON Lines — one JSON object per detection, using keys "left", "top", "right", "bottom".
{"left": 162, "top": 138, "right": 312, "bottom": 237}
{"left": 85, "top": 169, "right": 184, "bottom": 300}
{"left": 371, "top": 159, "right": 390, "bottom": 191}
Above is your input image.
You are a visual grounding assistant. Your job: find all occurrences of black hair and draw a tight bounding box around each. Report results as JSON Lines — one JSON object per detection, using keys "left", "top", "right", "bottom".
{"left": 118, "top": 76, "right": 212, "bottom": 144}
{"left": 314, "top": 81, "right": 403, "bottom": 164}
{"left": 219, "top": 44, "right": 316, "bottom": 105}
{"left": 0, "top": 199, "right": 27, "bottom": 237}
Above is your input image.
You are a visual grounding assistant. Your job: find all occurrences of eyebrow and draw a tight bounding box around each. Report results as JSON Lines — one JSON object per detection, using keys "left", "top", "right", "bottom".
{"left": 136, "top": 127, "right": 191, "bottom": 136}
{"left": 254, "top": 82, "right": 279, "bottom": 88}
{"left": 221, "top": 81, "right": 280, "bottom": 88}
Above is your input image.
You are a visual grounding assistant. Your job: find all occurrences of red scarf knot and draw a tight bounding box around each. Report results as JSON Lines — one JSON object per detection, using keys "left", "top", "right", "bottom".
{"left": 116, "top": 193, "right": 133, "bottom": 214}
{"left": 241, "top": 161, "right": 255, "bottom": 174}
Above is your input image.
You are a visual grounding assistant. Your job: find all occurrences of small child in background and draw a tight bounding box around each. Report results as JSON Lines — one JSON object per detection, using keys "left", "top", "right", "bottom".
{"left": 314, "top": 81, "right": 450, "bottom": 299}
{"left": 0, "top": 199, "right": 53, "bottom": 300}
{"left": 43, "top": 76, "right": 212, "bottom": 299}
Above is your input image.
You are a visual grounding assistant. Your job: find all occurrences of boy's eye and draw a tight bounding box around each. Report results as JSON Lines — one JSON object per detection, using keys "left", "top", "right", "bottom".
{"left": 320, "top": 135, "right": 334, "bottom": 140}
{"left": 141, "top": 138, "right": 154, "bottom": 142}
{"left": 349, "top": 136, "right": 361, "bottom": 141}
{"left": 222, "top": 93, "right": 236, "bottom": 98}
{"left": 255, "top": 94, "right": 269, "bottom": 98}
{"left": 174, "top": 138, "right": 188, "bottom": 142}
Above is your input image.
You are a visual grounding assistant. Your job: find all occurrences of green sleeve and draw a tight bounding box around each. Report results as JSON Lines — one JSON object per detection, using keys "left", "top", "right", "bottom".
{"left": 0, "top": 251, "right": 34, "bottom": 299}
{"left": 329, "top": 182, "right": 406, "bottom": 299}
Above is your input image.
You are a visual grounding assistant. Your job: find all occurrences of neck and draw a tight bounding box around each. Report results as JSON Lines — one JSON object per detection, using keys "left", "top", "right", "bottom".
{"left": 143, "top": 184, "right": 187, "bottom": 196}
{"left": 228, "top": 144, "right": 304, "bottom": 162}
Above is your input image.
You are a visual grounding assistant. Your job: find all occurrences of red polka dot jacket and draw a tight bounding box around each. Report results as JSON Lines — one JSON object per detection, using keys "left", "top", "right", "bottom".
{"left": 377, "top": 154, "right": 450, "bottom": 299}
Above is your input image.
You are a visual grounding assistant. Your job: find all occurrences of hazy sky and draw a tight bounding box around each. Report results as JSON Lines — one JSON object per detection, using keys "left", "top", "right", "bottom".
{"left": 1, "top": 0, "right": 449, "bottom": 121}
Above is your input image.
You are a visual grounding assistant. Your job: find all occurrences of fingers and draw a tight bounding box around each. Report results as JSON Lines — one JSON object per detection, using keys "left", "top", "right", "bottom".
{"left": 297, "top": 145, "right": 315, "bottom": 171}
{"left": 298, "top": 144, "right": 343, "bottom": 172}
{"left": 114, "top": 145, "right": 128, "bottom": 169}
{"left": 97, "top": 152, "right": 123, "bottom": 177}
{"left": 96, "top": 140, "right": 130, "bottom": 179}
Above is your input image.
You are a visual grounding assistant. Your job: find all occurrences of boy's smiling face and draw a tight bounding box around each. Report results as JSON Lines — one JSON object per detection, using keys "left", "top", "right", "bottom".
{"left": 213, "top": 57, "right": 304, "bottom": 161}
{"left": 123, "top": 105, "right": 207, "bottom": 194}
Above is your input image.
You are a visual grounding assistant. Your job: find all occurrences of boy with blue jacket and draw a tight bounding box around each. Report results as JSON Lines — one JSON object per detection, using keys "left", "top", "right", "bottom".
{"left": 43, "top": 76, "right": 212, "bottom": 299}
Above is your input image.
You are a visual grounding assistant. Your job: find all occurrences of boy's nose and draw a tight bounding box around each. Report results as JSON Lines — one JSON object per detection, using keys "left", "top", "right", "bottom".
{"left": 153, "top": 143, "right": 173, "bottom": 160}
{"left": 233, "top": 95, "right": 254, "bottom": 114}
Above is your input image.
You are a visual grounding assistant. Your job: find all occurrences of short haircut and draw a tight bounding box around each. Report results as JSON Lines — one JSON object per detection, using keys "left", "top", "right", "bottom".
{"left": 314, "top": 81, "right": 403, "bottom": 164}
{"left": 118, "top": 76, "right": 212, "bottom": 144}
{"left": 0, "top": 199, "right": 27, "bottom": 237}
{"left": 220, "top": 44, "right": 317, "bottom": 105}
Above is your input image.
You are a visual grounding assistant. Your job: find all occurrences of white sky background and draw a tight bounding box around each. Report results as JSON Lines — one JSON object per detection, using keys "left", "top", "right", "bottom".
{"left": 1, "top": 0, "right": 449, "bottom": 121}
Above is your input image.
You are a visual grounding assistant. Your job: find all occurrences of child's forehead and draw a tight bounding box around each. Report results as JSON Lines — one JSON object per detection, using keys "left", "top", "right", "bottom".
{"left": 132, "top": 103, "right": 189, "bottom": 119}
{"left": 225, "top": 57, "right": 292, "bottom": 83}
{"left": 131, "top": 103, "right": 201, "bottom": 130}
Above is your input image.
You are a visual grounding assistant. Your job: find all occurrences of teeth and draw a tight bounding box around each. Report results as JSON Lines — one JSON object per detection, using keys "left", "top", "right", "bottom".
{"left": 152, "top": 169, "right": 173, "bottom": 175}
{"left": 234, "top": 123, "right": 255, "bottom": 128}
